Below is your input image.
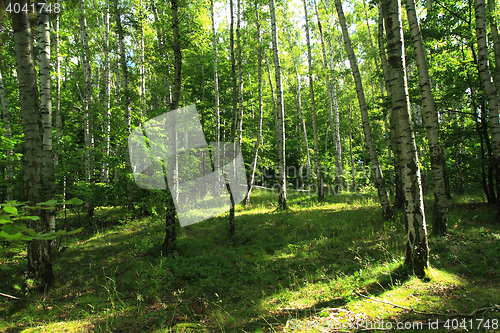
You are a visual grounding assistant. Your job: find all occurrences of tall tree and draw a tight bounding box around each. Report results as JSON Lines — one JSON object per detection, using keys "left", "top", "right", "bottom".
{"left": 101, "top": 0, "right": 112, "bottom": 183}
{"left": 335, "top": 0, "right": 392, "bottom": 220}
{"left": 475, "top": 0, "right": 500, "bottom": 218}
{"left": 405, "top": 0, "right": 448, "bottom": 235}
{"left": 38, "top": 0, "right": 56, "bottom": 245}
{"left": 163, "top": 0, "right": 182, "bottom": 250}
{"left": 303, "top": 0, "right": 323, "bottom": 199}
{"left": 270, "top": 0, "right": 287, "bottom": 209}
{"left": 382, "top": 0, "right": 429, "bottom": 277}
{"left": 210, "top": 0, "right": 221, "bottom": 195}
{"left": 12, "top": 0, "right": 54, "bottom": 287}
{"left": 80, "top": 0, "right": 94, "bottom": 217}
{"left": 316, "top": 0, "right": 343, "bottom": 185}
{"left": 245, "top": 3, "right": 264, "bottom": 205}
{"left": 114, "top": 0, "right": 135, "bottom": 212}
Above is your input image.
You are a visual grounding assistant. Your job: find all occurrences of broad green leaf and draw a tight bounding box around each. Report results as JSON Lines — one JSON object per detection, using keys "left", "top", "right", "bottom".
{"left": 3, "top": 206, "right": 18, "bottom": 215}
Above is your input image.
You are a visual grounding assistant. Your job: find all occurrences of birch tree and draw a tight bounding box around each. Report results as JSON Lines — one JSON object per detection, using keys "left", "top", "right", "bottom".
{"left": 245, "top": 4, "right": 264, "bottom": 205}
{"left": 382, "top": 0, "right": 429, "bottom": 277}
{"left": 405, "top": 0, "right": 448, "bottom": 235}
{"left": 38, "top": 0, "right": 56, "bottom": 243}
{"left": 270, "top": 0, "right": 287, "bottom": 209}
{"left": 101, "top": 0, "right": 111, "bottom": 183}
{"left": 303, "top": 0, "right": 323, "bottom": 199}
{"left": 12, "top": 0, "right": 54, "bottom": 287}
{"left": 163, "top": 0, "right": 182, "bottom": 250}
{"left": 335, "top": 0, "right": 392, "bottom": 220}
{"left": 80, "top": 0, "right": 94, "bottom": 216}
{"left": 315, "top": 0, "right": 343, "bottom": 185}
{"left": 210, "top": 0, "right": 221, "bottom": 195}
{"left": 475, "top": 0, "right": 500, "bottom": 218}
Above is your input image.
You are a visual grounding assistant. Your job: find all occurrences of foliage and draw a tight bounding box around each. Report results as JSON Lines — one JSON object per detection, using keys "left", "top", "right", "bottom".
{"left": 0, "top": 198, "right": 84, "bottom": 242}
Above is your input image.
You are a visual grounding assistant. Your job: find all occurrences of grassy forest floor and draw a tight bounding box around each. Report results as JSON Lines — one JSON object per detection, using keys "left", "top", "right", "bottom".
{"left": 1, "top": 189, "right": 499, "bottom": 332}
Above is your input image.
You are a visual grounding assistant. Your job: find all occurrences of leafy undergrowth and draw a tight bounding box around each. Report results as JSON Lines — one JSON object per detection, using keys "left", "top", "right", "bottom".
{"left": 0, "top": 190, "right": 499, "bottom": 332}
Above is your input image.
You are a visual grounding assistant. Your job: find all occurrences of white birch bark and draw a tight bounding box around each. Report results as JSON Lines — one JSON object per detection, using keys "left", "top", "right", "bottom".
{"left": 405, "top": 0, "right": 448, "bottom": 235}
{"left": 335, "top": 0, "right": 392, "bottom": 219}
{"left": 303, "top": 0, "right": 324, "bottom": 199}
{"left": 245, "top": 5, "right": 264, "bottom": 205}
{"left": 475, "top": 0, "right": 500, "bottom": 217}
{"left": 270, "top": 0, "right": 287, "bottom": 209}
{"left": 38, "top": 0, "right": 56, "bottom": 242}
{"left": 101, "top": 0, "right": 111, "bottom": 183}
{"left": 383, "top": 0, "right": 429, "bottom": 277}
{"left": 314, "top": 0, "right": 342, "bottom": 184}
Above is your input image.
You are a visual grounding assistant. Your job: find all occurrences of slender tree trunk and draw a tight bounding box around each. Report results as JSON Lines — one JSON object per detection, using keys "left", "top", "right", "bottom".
{"left": 163, "top": 0, "right": 182, "bottom": 250}
{"left": 101, "top": 0, "right": 111, "bottom": 183}
{"left": 405, "top": 0, "right": 448, "bottom": 235}
{"left": 12, "top": 0, "right": 54, "bottom": 288}
{"left": 488, "top": 0, "right": 500, "bottom": 95}
{"left": 285, "top": 27, "right": 311, "bottom": 173}
{"left": 236, "top": 0, "right": 244, "bottom": 146}
{"left": 270, "top": 0, "right": 287, "bottom": 209}
{"left": 266, "top": 57, "right": 278, "bottom": 137}
{"left": 0, "top": 70, "right": 13, "bottom": 201}
{"left": 335, "top": 0, "right": 392, "bottom": 220}
{"left": 303, "top": 0, "right": 323, "bottom": 199}
{"left": 314, "top": 0, "right": 342, "bottom": 185}
{"left": 210, "top": 0, "right": 221, "bottom": 196}
{"left": 151, "top": 0, "right": 172, "bottom": 106}
{"left": 114, "top": 0, "right": 134, "bottom": 213}
{"left": 475, "top": 0, "right": 500, "bottom": 218}
{"left": 140, "top": 0, "right": 146, "bottom": 118}
{"left": 54, "top": 0, "right": 61, "bottom": 174}
{"left": 383, "top": 0, "right": 429, "bottom": 278}
{"left": 38, "top": 0, "right": 56, "bottom": 249}
{"left": 245, "top": 5, "right": 263, "bottom": 206}
{"left": 227, "top": 0, "right": 237, "bottom": 235}
{"left": 80, "top": 0, "right": 95, "bottom": 218}
{"left": 379, "top": 4, "right": 403, "bottom": 208}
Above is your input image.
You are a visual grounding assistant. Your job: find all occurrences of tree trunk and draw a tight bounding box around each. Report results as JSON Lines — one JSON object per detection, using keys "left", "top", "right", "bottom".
{"left": 236, "top": 0, "right": 244, "bottom": 146}
{"left": 314, "top": 0, "right": 342, "bottom": 185}
{"left": 210, "top": 0, "right": 221, "bottom": 196}
{"left": 285, "top": 27, "right": 311, "bottom": 173}
{"left": 80, "top": 0, "right": 95, "bottom": 218}
{"left": 54, "top": 0, "right": 61, "bottom": 175}
{"left": 379, "top": 3, "right": 403, "bottom": 209}
{"left": 270, "top": 0, "right": 287, "bottom": 209}
{"left": 487, "top": 0, "right": 500, "bottom": 95}
{"left": 382, "top": 0, "right": 429, "bottom": 278}
{"left": 405, "top": 0, "right": 448, "bottom": 236}
{"left": 0, "top": 69, "right": 13, "bottom": 202}
{"left": 101, "top": 0, "right": 111, "bottom": 183}
{"left": 335, "top": 0, "right": 392, "bottom": 220}
{"left": 303, "top": 0, "right": 324, "bottom": 199}
{"left": 12, "top": 0, "right": 54, "bottom": 288}
{"left": 227, "top": 0, "right": 238, "bottom": 235}
{"left": 162, "top": 0, "right": 182, "bottom": 251}
{"left": 475, "top": 0, "right": 500, "bottom": 218}
{"left": 245, "top": 5, "right": 263, "bottom": 206}
{"left": 38, "top": 0, "right": 56, "bottom": 249}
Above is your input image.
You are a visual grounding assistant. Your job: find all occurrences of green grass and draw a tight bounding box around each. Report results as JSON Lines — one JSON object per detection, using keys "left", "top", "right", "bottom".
{"left": 1, "top": 189, "right": 499, "bottom": 332}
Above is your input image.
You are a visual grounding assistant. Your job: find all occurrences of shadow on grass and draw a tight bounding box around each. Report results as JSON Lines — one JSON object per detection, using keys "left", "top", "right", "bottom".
{"left": 1, "top": 194, "right": 499, "bottom": 332}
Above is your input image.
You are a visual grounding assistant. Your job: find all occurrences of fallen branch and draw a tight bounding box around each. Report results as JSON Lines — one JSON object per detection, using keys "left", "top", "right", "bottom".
{"left": 355, "top": 292, "right": 499, "bottom": 317}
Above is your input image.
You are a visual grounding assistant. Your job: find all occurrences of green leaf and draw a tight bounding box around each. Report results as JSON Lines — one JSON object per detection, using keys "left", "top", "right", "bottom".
{"left": 3, "top": 206, "right": 18, "bottom": 215}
